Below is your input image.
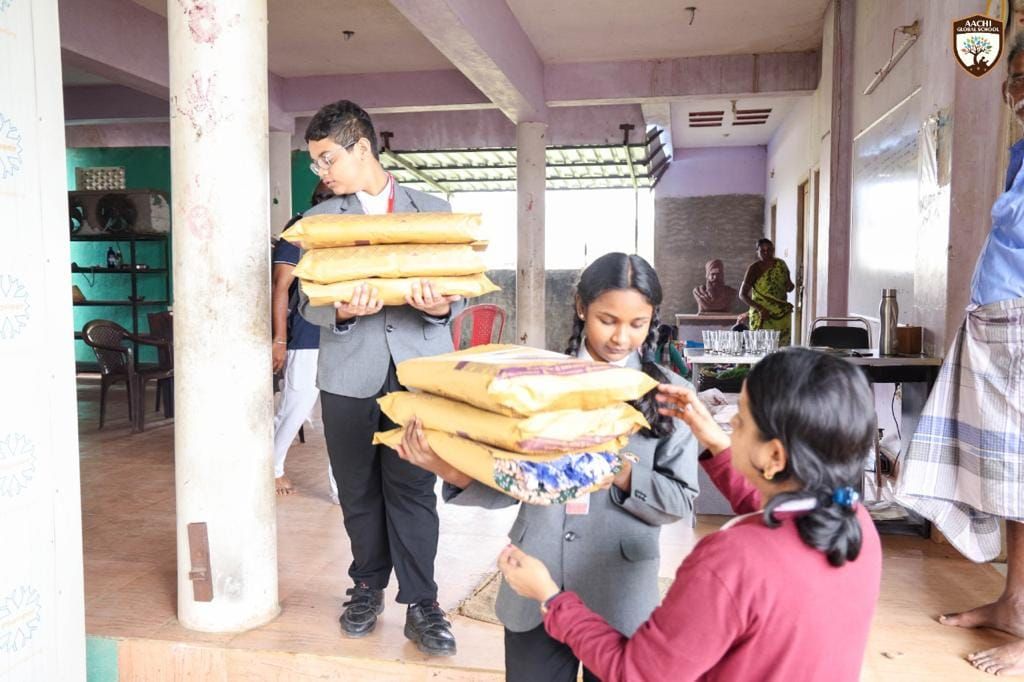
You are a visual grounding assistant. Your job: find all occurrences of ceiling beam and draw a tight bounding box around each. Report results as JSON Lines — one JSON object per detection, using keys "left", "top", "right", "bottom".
{"left": 546, "top": 51, "right": 820, "bottom": 106}
{"left": 641, "top": 103, "right": 674, "bottom": 157}
{"left": 388, "top": 0, "right": 547, "bottom": 123}
{"left": 63, "top": 85, "right": 167, "bottom": 124}
{"left": 283, "top": 70, "right": 494, "bottom": 118}
{"left": 280, "top": 51, "right": 818, "bottom": 117}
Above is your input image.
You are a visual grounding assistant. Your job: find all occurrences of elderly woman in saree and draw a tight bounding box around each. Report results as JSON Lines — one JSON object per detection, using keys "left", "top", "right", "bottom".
{"left": 739, "top": 238, "right": 794, "bottom": 345}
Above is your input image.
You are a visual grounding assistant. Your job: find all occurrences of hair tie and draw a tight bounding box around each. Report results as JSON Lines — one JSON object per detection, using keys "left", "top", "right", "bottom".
{"left": 832, "top": 486, "right": 860, "bottom": 509}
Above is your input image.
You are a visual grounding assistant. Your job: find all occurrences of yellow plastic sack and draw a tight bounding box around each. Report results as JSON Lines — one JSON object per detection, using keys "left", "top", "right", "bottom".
{"left": 281, "top": 212, "right": 485, "bottom": 249}
{"left": 396, "top": 344, "right": 660, "bottom": 417}
{"left": 300, "top": 273, "right": 499, "bottom": 307}
{"left": 373, "top": 428, "right": 623, "bottom": 505}
{"left": 378, "top": 392, "right": 645, "bottom": 454}
{"left": 294, "top": 243, "right": 486, "bottom": 284}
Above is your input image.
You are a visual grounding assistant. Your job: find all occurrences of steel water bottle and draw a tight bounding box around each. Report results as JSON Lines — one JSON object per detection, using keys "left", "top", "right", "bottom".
{"left": 879, "top": 289, "right": 899, "bottom": 356}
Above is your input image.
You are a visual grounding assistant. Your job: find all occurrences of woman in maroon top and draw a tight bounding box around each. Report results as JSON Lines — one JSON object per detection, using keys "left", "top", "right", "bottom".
{"left": 499, "top": 348, "right": 883, "bottom": 681}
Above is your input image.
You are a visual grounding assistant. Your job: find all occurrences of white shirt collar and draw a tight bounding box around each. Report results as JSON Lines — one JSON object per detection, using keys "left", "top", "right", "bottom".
{"left": 356, "top": 175, "right": 393, "bottom": 215}
{"left": 576, "top": 337, "right": 633, "bottom": 367}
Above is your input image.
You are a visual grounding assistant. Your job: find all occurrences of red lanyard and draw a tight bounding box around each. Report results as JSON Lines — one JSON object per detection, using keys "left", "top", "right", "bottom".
{"left": 386, "top": 173, "right": 396, "bottom": 214}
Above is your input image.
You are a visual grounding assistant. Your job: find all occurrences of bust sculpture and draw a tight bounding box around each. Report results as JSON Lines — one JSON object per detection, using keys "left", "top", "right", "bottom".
{"left": 693, "top": 259, "right": 738, "bottom": 313}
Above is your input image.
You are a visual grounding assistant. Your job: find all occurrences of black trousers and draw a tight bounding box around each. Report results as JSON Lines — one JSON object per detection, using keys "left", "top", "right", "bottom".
{"left": 505, "top": 625, "right": 600, "bottom": 682}
{"left": 320, "top": 364, "right": 439, "bottom": 605}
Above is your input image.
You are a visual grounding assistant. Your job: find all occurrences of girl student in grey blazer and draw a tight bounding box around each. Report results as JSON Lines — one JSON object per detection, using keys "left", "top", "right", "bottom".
{"left": 395, "top": 252, "right": 700, "bottom": 682}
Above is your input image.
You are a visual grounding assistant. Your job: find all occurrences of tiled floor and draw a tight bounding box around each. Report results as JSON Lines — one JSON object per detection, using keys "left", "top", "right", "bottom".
{"left": 77, "top": 376, "right": 1014, "bottom": 680}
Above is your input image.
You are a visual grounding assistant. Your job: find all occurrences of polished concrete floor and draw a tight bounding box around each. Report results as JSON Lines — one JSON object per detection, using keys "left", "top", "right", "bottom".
{"left": 77, "top": 376, "right": 1014, "bottom": 680}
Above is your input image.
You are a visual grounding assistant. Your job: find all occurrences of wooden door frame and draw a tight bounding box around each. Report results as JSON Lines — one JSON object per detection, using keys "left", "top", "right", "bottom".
{"left": 794, "top": 177, "right": 810, "bottom": 345}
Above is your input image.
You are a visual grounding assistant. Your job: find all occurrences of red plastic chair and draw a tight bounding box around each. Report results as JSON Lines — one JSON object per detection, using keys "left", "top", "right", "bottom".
{"left": 451, "top": 304, "right": 506, "bottom": 349}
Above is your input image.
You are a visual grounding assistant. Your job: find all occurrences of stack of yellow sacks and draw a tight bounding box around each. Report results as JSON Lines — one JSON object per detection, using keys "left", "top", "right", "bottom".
{"left": 281, "top": 212, "right": 500, "bottom": 306}
{"left": 373, "top": 344, "right": 658, "bottom": 505}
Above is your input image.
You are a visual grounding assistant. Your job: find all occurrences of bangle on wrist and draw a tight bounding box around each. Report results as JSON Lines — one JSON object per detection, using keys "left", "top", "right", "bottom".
{"left": 273, "top": 340, "right": 287, "bottom": 345}
{"left": 540, "top": 590, "right": 562, "bottom": 615}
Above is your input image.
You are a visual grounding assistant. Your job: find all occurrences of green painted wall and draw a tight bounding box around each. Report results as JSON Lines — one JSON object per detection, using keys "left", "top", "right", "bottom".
{"left": 66, "top": 148, "right": 314, "bottom": 363}
{"left": 86, "top": 636, "right": 118, "bottom": 682}
{"left": 291, "top": 150, "right": 318, "bottom": 217}
{"left": 67, "top": 148, "right": 173, "bottom": 364}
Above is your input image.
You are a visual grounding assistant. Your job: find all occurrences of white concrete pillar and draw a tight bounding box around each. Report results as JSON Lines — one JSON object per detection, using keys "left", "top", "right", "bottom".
{"left": 0, "top": 1, "right": 86, "bottom": 678}
{"left": 168, "top": 0, "right": 279, "bottom": 632}
{"left": 826, "top": 0, "right": 854, "bottom": 317}
{"left": 516, "top": 122, "right": 547, "bottom": 349}
{"left": 269, "top": 131, "right": 292, "bottom": 236}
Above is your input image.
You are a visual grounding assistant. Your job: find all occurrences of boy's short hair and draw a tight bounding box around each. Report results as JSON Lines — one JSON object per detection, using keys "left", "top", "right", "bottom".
{"left": 305, "top": 100, "right": 379, "bottom": 159}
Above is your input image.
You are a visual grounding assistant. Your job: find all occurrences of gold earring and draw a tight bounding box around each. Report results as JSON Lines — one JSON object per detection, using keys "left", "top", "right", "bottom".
{"left": 763, "top": 470, "right": 775, "bottom": 481}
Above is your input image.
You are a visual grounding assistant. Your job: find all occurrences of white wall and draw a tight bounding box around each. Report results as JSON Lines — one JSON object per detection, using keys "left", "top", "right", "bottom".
{"left": 0, "top": 1, "right": 87, "bottom": 681}
{"left": 768, "top": 0, "right": 999, "bottom": 353}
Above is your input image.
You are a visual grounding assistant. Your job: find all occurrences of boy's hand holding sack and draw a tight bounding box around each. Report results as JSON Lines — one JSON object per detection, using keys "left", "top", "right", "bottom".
{"left": 374, "top": 344, "right": 658, "bottom": 505}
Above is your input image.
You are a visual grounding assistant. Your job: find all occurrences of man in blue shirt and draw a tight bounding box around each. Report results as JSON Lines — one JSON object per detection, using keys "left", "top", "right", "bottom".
{"left": 271, "top": 182, "right": 335, "bottom": 497}
{"left": 896, "top": 33, "right": 1024, "bottom": 676}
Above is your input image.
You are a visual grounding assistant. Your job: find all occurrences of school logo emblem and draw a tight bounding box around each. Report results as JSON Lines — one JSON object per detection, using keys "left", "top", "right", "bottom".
{"left": 953, "top": 15, "right": 1003, "bottom": 77}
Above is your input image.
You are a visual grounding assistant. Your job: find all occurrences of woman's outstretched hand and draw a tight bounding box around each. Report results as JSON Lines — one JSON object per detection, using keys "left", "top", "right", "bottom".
{"left": 656, "top": 384, "right": 731, "bottom": 455}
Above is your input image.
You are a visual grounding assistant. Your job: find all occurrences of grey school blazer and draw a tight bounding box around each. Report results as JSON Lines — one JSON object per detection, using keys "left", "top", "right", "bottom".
{"left": 444, "top": 357, "right": 700, "bottom": 636}
{"left": 297, "top": 185, "right": 465, "bottom": 398}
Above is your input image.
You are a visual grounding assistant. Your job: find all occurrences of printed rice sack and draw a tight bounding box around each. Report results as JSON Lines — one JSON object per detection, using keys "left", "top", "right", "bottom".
{"left": 395, "top": 344, "right": 659, "bottom": 417}
{"left": 378, "top": 392, "right": 647, "bottom": 454}
{"left": 281, "top": 211, "right": 485, "bottom": 249}
{"left": 293, "top": 243, "right": 486, "bottom": 284}
{"left": 373, "top": 428, "right": 623, "bottom": 505}
{"left": 300, "top": 273, "right": 499, "bottom": 307}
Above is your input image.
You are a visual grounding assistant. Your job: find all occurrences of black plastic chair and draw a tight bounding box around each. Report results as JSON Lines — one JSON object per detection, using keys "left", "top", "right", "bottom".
{"left": 807, "top": 316, "right": 872, "bottom": 350}
{"left": 147, "top": 311, "right": 174, "bottom": 417}
{"left": 81, "top": 319, "right": 172, "bottom": 432}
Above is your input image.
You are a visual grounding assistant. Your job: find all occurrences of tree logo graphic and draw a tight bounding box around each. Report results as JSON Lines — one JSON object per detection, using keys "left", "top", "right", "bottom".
{"left": 0, "top": 433, "right": 36, "bottom": 498}
{"left": 0, "top": 275, "right": 30, "bottom": 340}
{"left": 953, "top": 15, "right": 1003, "bottom": 77}
{"left": 0, "top": 586, "right": 42, "bottom": 653}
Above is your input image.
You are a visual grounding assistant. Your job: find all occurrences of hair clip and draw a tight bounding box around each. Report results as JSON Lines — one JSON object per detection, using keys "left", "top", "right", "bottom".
{"left": 832, "top": 486, "right": 860, "bottom": 509}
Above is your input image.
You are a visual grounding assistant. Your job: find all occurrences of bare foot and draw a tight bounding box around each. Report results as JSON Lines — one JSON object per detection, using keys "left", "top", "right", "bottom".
{"left": 969, "top": 639, "right": 1024, "bottom": 676}
{"left": 940, "top": 596, "right": 1024, "bottom": 639}
{"left": 275, "top": 476, "right": 294, "bottom": 496}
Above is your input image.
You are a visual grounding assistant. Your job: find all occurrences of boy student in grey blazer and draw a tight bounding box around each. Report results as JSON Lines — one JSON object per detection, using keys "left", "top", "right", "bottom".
{"left": 395, "top": 253, "right": 700, "bottom": 681}
{"left": 297, "top": 100, "right": 464, "bottom": 657}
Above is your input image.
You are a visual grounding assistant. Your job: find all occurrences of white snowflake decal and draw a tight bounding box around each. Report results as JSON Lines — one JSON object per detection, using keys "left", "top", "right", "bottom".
{"left": 0, "top": 275, "right": 30, "bottom": 340}
{"left": 0, "top": 586, "right": 42, "bottom": 653}
{"left": 0, "top": 114, "right": 23, "bottom": 179}
{"left": 0, "top": 434, "right": 35, "bottom": 498}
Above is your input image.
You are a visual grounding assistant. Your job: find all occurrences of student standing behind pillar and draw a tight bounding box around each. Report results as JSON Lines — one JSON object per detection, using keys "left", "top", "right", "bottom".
{"left": 271, "top": 181, "right": 337, "bottom": 498}
{"left": 297, "top": 100, "right": 463, "bottom": 657}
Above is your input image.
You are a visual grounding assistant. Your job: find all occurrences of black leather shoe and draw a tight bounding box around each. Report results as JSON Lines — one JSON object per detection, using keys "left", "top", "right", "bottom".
{"left": 404, "top": 600, "right": 457, "bottom": 656}
{"left": 339, "top": 582, "right": 384, "bottom": 638}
